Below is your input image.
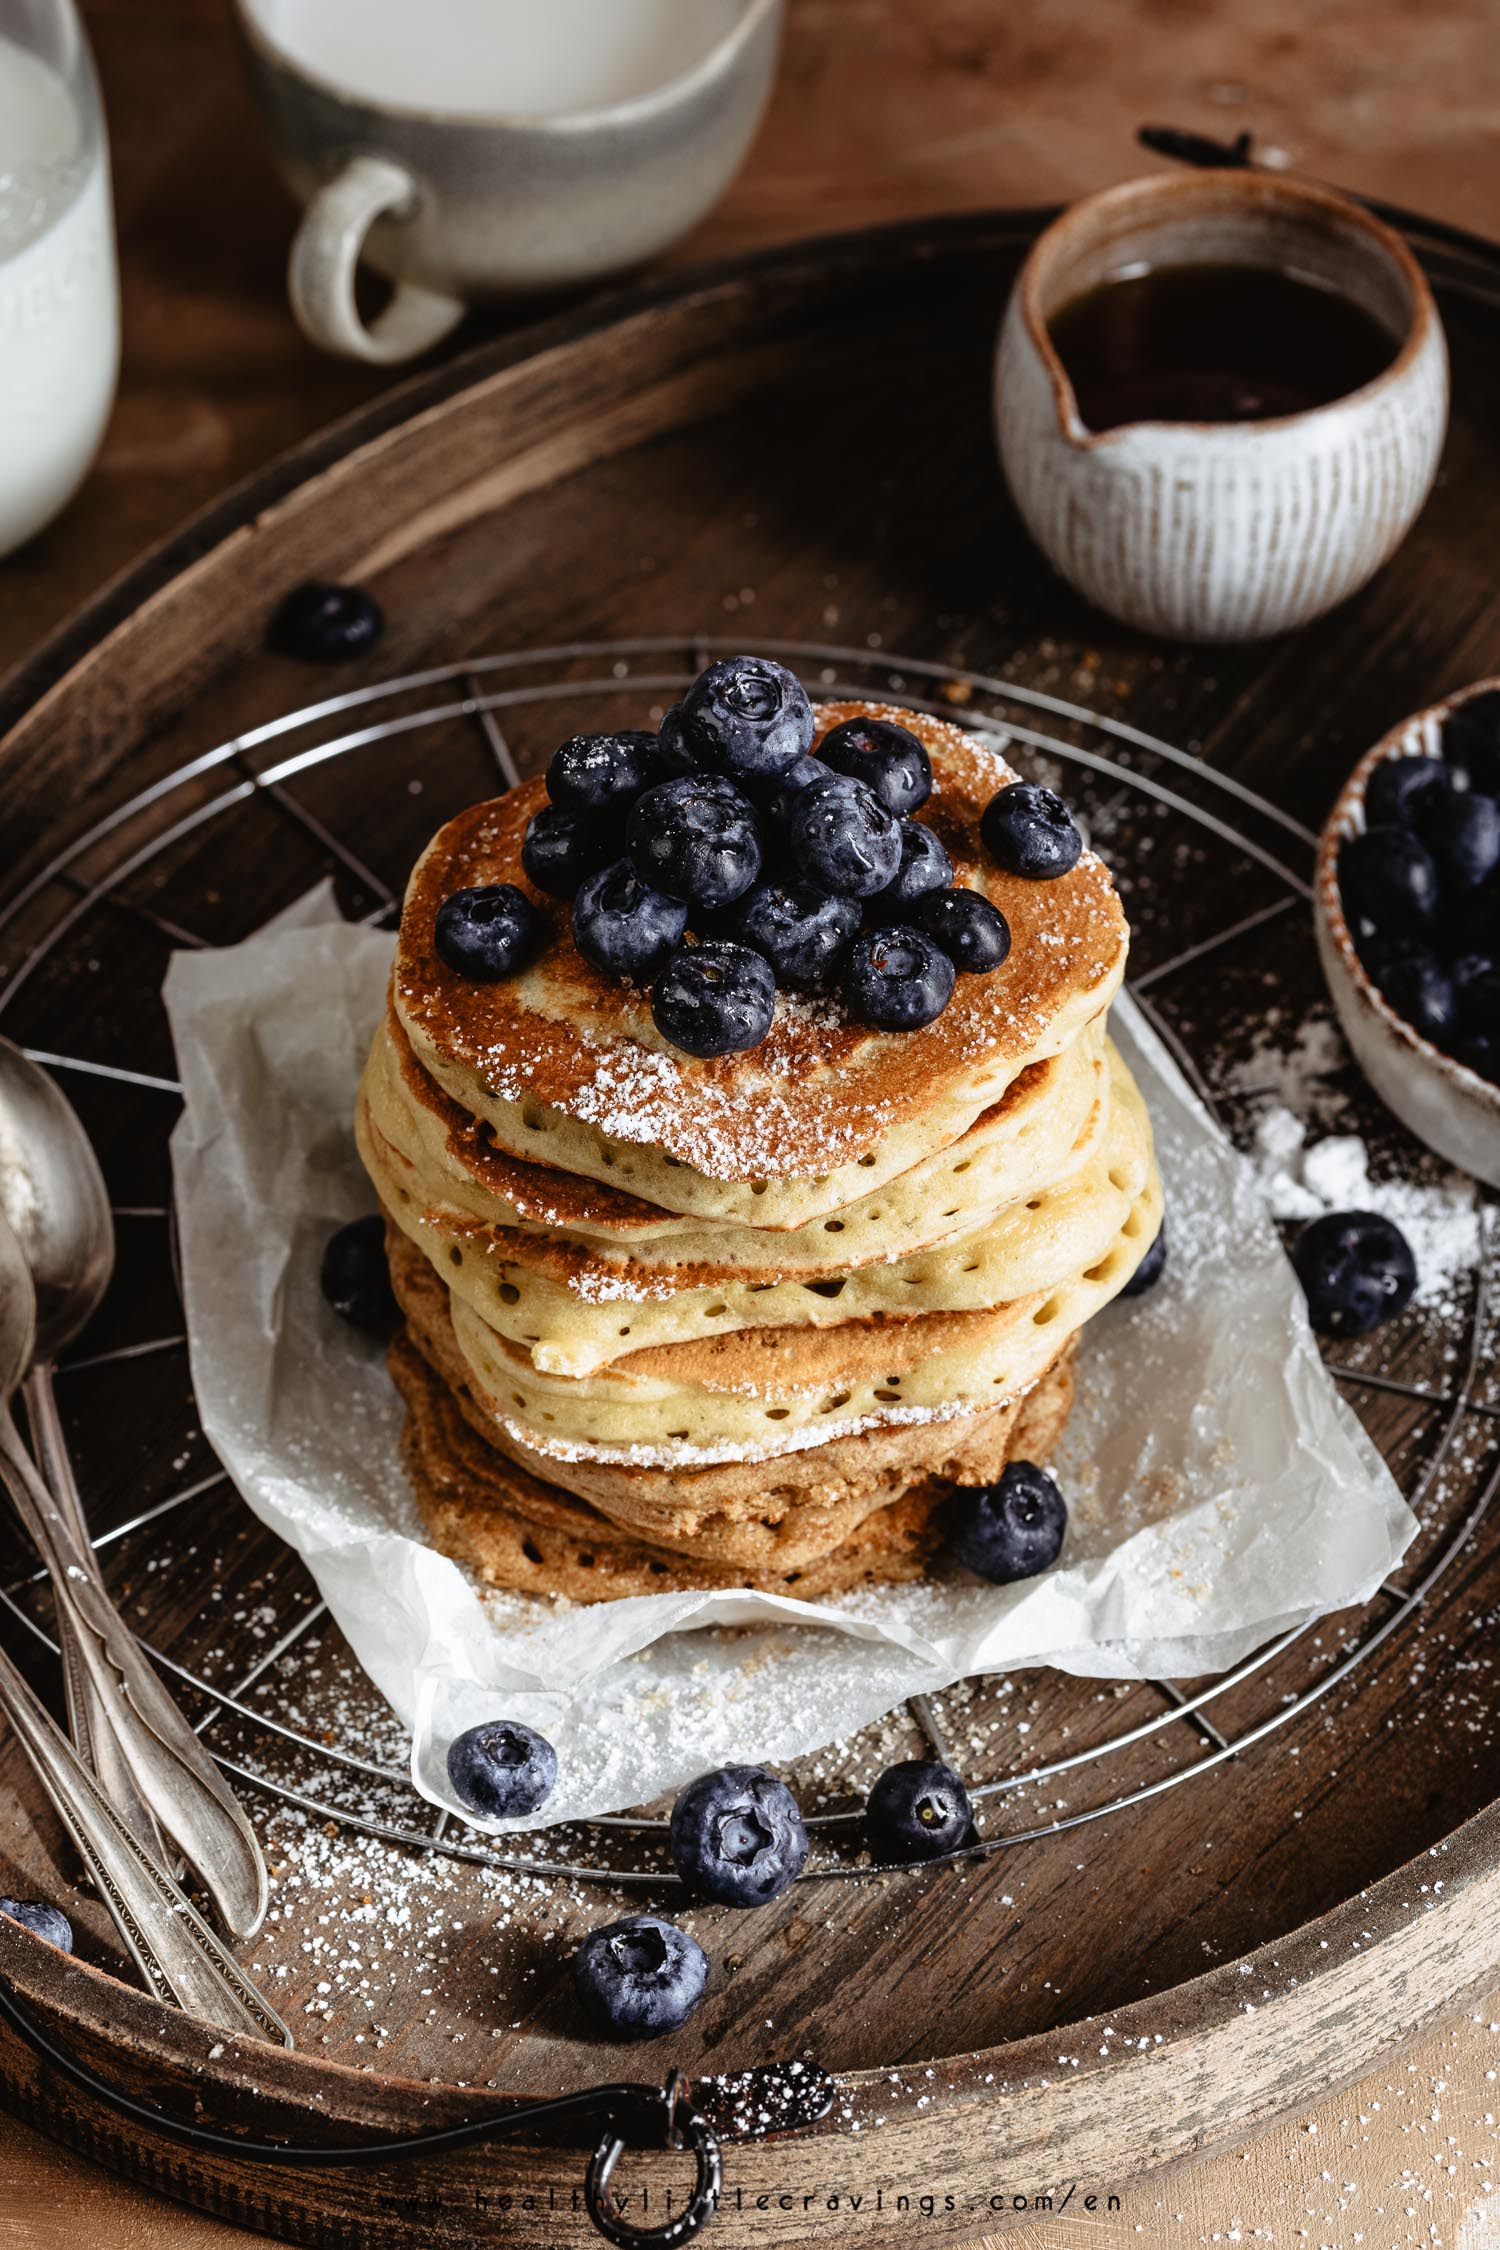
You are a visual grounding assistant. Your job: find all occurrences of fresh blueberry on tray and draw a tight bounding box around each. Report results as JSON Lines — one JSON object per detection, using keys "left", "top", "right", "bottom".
{"left": 787, "top": 773, "right": 902, "bottom": 898}
{"left": 434, "top": 883, "right": 543, "bottom": 981}
{"left": 869, "top": 820, "right": 953, "bottom": 913}
{"left": 1418, "top": 787, "right": 1500, "bottom": 892}
{"left": 1121, "top": 1220, "right": 1167, "bottom": 1298}
{"left": 270, "top": 580, "right": 384, "bottom": 662}
{"left": 1364, "top": 753, "right": 1451, "bottom": 832}
{"left": 1291, "top": 1210, "right": 1417, "bottom": 1338}
{"left": 817, "top": 715, "right": 933, "bottom": 817}
{"left": 521, "top": 804, "right": 611, "bottom": 897}
{"left": 950, "top": 1461, "right": 1068, "bottom": 1584}
{"left": 1377, "top": 948, "right": 1458, "bottom": 1043}
{"left": 446, "top": 1719, "right": 558, "bottom": 1820}
{"left": 865, "top": 1759, "right": 974, "bottom": 1863}
{"left": 652, "top": 941, "right": 777, "bottom": 1057}
{"left": 0, "top": 1898, "right": 73, "bottom": 1950}
{"left": 320, "top": 1215, "right": 397, "bottom": 1331}
{"left": 1339, "top": 825, "right": 1439, "bottom": 933}
{"left": 916, "top": 887, "right": 1011, "bottom": 974}
{"left": 546, "top": 731, "right": 663, "bottom": 818}
{"left": 628, "top": 776, "right": 763, "bottom": 910}
{"left": 573, "top": 859, "right": 688, "bottom": 982}
{"left": 678, "top": 655, "right": 814, "bottom": 781}
{"left": 669, "top": 1765, "right": 808, "bottom": 1907}
{"left": 981, "top": 780, "right": 1083, "bottom": 881}
{"left": 731, "top": 880, "right": 860, "bottom": 987}
{"left": 572, "top": 1916, "right": 709, "bottom": 2041}
{"left": 844, "top": 925, "right": 956, "bottom": 1031}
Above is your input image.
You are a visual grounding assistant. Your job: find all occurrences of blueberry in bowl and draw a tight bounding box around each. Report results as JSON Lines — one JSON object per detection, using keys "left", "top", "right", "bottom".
{"left": 1316, "top": 679, "right": 1500, "bottom": 1188}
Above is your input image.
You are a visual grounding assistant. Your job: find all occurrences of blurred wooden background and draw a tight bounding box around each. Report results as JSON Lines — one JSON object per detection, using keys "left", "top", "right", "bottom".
{"left": 3, "top": 0, "right": 1500, "bottom": 2243}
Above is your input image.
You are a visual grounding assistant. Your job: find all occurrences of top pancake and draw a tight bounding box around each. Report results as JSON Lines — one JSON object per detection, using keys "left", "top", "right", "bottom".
{"left": 393, "top": 704, "right": 1128, "bottom": 1224}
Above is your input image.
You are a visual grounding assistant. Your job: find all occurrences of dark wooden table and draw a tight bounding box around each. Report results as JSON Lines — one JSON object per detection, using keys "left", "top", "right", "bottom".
{"left": 4, "top": 4, "right": 1500, "bottom": 2244}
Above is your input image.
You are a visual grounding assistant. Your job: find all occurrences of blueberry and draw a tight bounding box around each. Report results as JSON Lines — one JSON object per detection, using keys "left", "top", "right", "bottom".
{"left": 1376, "top": 948, "right": 1458, "bottom": 1042}
{"left": 652, "top": 704, "right": 699, "bottom": 779}
{"left": 1444, "top": 691, "right": 1500, "bottom": 792}
{"left": 521, "top": 804, "right": 611, "bottom": 897}
{"left": 678, "top": 655, "right": 814, "bottom": 781}
{"left": 915, "top": 887, "right": 1011, "bottom": 973}
{"left": 1121, "top": 1219, "right": 1167, "bottom": 1297}
{"left": 446, "top": 1719, "right": 557, "bottom": 1820}
{"left": 1364, "top": 754, "right": 1450, "bottom": 831}
{"left": 546, "top": 731, "right": 662, "bottom": 818}
{"left": 869, "top": 821, "right": 952, "bottom": 914}
{"left": 844, "top": 925, "right": 955, "bottom": 1032}
{"left": 1456, "top": 954, "right": 1500, "bottom": 1028}
{"left": 0, "top": 1898, "right": 72, "bottom": 1950}
{"left": 628, "top": 776, "right": 762, "bottom": 910}
{"left": 981, "top": 782, "right": 1081, "bottom": 881}
{"left": 1353, "top": 922, "right": 1425, "bottom": 988}
{"left": 1453, "top": 1033, "right": 1500, "bottom": 1081}
{"left": 865, "top": 1759, "right": 974, "bottom": 1863}
{"left": 817, "top": 715, "right": 932, "bottom": 816}
{"left": 787, "top": 774, "right": 902, "bottom": 898}
{"left": 434, "top": 883, "right": 543, "bottom": 980}
{"left": 573, "top": 859, "right": 688, "bottom": 982}
{"left": 652, "top": 941, "right": 776, "bottom": 1057}
{"left": 572, "top": 1915, "right": 709, "bottom": 2042}
{"left": 950, "top": 1461, "right": 1067, "bottom": 1583}
{"left": 731, "top": 880, "right": 860, "bottom": 987}
{"left": 1291, "top": 1210, "right": 1417, "bottom": 1338}
{"left": 270, "top": 580, "right": 383, "bottom": 662}
{"left": 1439, "top": 877, "right": 1500, "bottom": 959}
{"left": 668, "top": 1764, "right": 808, "bottom": 1907}
{"left": 320, "top": 1215, "right": 397, "bottom": 1330}
{"left": 1339, "top": 825, "right": 1439, "bottom": 934}
{"left": 1419, "top": 788, "right": 1500, "bottom": 891}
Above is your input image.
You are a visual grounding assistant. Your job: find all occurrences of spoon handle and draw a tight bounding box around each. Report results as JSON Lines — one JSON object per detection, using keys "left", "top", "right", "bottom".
{"left": 21, "top": 1365, "right": 170, "bottom": 1868}
{"left": 0, "top": 1412, "right": 268, "bottom": 1940}
{"left": 0, "top": 1633, "right": 292, "bottom": 2045}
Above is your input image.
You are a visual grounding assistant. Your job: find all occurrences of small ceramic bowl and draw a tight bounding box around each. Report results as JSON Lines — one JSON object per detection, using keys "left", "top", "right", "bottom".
{"left": 995, "top": 171, "right": 1450, "bottom": 643}
{"left": 1314, "top": 680, "right": 1500, "bottom": 1187}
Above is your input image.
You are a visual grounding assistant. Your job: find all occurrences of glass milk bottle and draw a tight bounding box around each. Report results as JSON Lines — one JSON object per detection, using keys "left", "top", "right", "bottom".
{"left": 0, "top": 0, "right": 118, "bottom": 557}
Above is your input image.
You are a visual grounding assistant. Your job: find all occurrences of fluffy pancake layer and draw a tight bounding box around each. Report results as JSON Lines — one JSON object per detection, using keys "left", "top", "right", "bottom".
{"left": 392, "top": 707, "right": 1128, "bottom": 1226}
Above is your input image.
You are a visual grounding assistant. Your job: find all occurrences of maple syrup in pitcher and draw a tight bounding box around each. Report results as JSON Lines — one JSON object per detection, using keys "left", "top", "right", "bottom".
{"left": 1047, "top": 261, "right": 1402, "bottom": 432}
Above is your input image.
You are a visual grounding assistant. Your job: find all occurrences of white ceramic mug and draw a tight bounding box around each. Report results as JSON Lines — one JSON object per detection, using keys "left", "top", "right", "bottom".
{"left": 995, "top": 172, "right": 1449, "bottom": 643}
{"left": 233, "top": 0, "right": 783, "bottom": 365}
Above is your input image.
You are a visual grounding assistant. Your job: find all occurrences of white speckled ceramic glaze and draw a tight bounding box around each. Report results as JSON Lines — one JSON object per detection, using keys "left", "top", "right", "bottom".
{"left": 1315, "top": 681, "right": 1500, "bottom": 1188}
{"left": 995, "top": 172, "right": 1449, "bottom": 643}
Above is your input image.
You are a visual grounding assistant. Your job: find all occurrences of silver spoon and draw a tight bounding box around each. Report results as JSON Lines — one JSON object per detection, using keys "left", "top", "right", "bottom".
{"left": 0, "top": 1042, "right": 267, "bottom": 1938}
{"left": 0, "top": 1213, "right": 290, "bottom": 2043}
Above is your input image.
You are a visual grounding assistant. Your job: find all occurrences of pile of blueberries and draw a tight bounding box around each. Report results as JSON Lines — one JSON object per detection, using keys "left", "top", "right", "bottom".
{"left": 431, "top": 653, "right": 1085, "bottom": 1056}
{"left": 1339, "top": 693, "right": 1500, "bottom": 1081}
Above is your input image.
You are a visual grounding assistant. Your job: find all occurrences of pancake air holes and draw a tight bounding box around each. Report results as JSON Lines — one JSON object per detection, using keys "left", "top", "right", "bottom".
{"left": 962, "top": 1260, "right": 981, "bottom": 1274}
{"left": 705, "top": 1302, "right": 728, "bottom": 1317}
{"left": 1034, "top": 1297, "right": 1063, "bottom": 1326}
{"left": 1083, "top": 1261, "right": 1111, "bottom": 1283}
{"left": 751, "top": 1180, "right": 769, "bottom": 1196}
{"left": 578, "top": 1552, "right": 595, "bottom": 1569}
{"left": 668, "top": 1429, "right": 690, "bottom": 1441}
{"left": 541, "top": 1412, "right": 556, "bottom": 1424}
{"left": 498, "top": 1281, "right": 521, "bottom": 1304}
{"left": 884, "top": 1373, "right": 902, "bottom": 1384}
{"left": 1109, "top": 1167, "right": 1129, "bottom": 1191}
{"left": 822, "top": 1390, "right": 851, "bottom": 1413}
{"left": 649, "top": 1560, "right": 667, "bottom": 1575}
{"left": 522, "top": 1537, "right": 544, "bottom": 1565}
{"left": 601, "top": 1150, "right": 617, "bottom": 1168}
{"left": 823, "top": 1219, "right": 845, "bottom": 1233}
{"left": 952, "top": 1160, "right": 972, "bottom": 1175}
{"left": 765, "top": 1408, "right": 791, "bottom": 1421}
{"left": 873, "top": 1386, "right": 900, "bottom": 1402}
{"left": 1026, "top": 1198, "right": 1043, "bottom": 1212}
{"left": 618, "top": 1325, "right": 631, "bottom": 1337}
{"left": 511, "top": 1391, "right": 527, "bottom": 1408}
{"left": 805, "top": 1279, "right": 846, "bottom": 1300}
{"left": 858, "top": 1153, "right": 878, "bottom": 1168}
{"left": 1123, "top": 1210, "right": 1144, "bottom": 1238}
{"left": 520, "top": 1103, "right": 549, "bottom": 1133}
{"left": 398, "top": 1187, "right": 411, "bottom": 1203}
{"left": 448, "top": 1246, "right": 463, "bottom": 1267}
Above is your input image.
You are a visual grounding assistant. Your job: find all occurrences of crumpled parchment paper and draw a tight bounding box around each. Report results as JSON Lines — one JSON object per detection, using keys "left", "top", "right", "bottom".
{"left": 162, "top": 888, "right": 1416, "bottom": 1829}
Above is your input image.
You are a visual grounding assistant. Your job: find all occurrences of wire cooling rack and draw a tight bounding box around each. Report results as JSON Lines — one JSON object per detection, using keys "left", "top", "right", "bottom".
{"left": 0, "top": 635, "right": 1493, "bottom": 1890}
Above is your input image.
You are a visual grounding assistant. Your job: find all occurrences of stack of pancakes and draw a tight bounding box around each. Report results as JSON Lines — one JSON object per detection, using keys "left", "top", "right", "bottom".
{"left": 357, "top": 704, "right": 1162, "bottom": 1602}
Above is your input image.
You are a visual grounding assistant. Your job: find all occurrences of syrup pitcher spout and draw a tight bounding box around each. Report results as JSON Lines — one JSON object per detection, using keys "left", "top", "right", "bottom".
{"left": 993, "top": 170, "right": 1449, "bottom": 642}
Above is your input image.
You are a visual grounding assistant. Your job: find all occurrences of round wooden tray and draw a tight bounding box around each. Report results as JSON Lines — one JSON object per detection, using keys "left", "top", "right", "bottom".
{"left": 2, "top": 210, "right": 1500, "bottom": 2248}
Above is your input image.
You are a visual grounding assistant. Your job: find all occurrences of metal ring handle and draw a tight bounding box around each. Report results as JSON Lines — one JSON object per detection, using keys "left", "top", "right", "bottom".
{"left": 585, "top": 2093, "right": 722, "bottom": 2250}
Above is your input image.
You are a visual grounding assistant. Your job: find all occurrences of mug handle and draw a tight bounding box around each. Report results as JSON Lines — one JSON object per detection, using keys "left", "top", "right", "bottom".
{"left": 287, "top": 154, "right": 466, "bottom": 365}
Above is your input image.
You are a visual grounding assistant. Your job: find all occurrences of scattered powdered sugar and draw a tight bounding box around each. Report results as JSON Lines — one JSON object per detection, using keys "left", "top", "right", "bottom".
{"left": 1249, "top": 1104, "right": 1480, "bottom": 1315}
